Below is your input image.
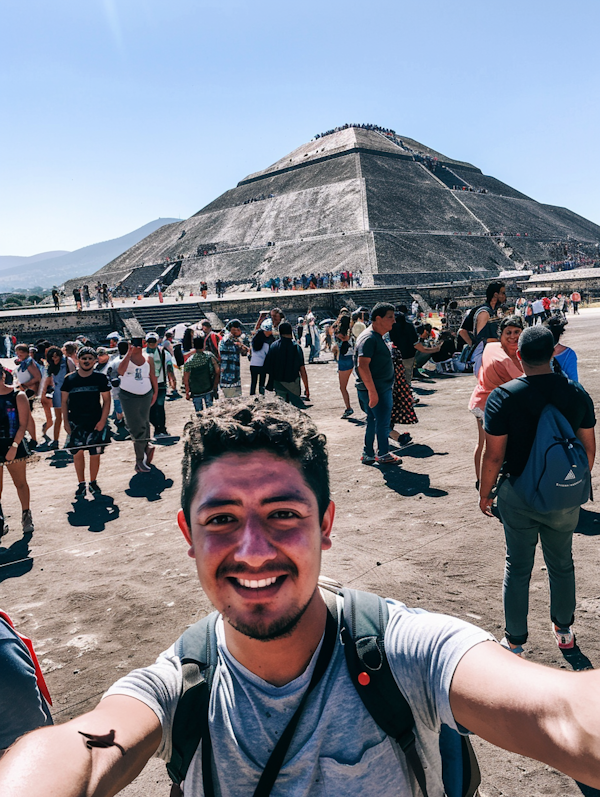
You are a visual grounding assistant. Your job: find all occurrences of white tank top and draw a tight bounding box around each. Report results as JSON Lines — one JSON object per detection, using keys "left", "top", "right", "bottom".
{"left": 119, "top": 358, "right": 152, "bottom": 395}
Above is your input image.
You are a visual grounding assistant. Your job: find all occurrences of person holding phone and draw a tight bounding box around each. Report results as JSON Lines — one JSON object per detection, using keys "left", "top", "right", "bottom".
{"left": 117, "top": 339, "right": 158, "bottom": 473}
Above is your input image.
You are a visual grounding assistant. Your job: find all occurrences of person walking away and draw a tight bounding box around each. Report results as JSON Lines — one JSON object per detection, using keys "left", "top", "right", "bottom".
{"left": 117, "top": 340, "right": 158, "bottom": 473}
{"left": 183, "top": 337, "right": 219, "bottom": 412}
{"left": 82, "top": 285, "right": 90, "bottom": 309}
{"left": 0, "top": 365, "right": 34, "bottom": 535}
{"left": 388, "top": 317, "right": 419, "bottom": 446}
{"left": 545, "top": 316, "right": 578, "bottom": 382}
{"left": 471, "top": 280, "right": 506, "bottom": 375}
{"left": 570, "top": 290, "right": 581, "bottom": 314}
{"left": 72, "top": 287, "right": 82, "bottom": 312}
{"left": 218, "top": 320, "right": 248, "bottom": 398}
{"left": 51, "top": 289, "right": 60, "bottom": 311}
{"left": 480, "top": 325, "right": 596, "bottom": 654}
{"left": 468, "top": 315, "right": 524, "bottom": 489}
{"left": 249, "top": 320, "right": 273, "bottom": 395}
{"left": 44, "top": 346, "right": 75, "bottom": 450}
{"left": 263, "top": 322, "right": 309, "bottom": 407}
{"left": 531, "top": 296, "right": 545, "bottom": 325}
{"left": 334, "top": 310, "right": 355, "bottom": 418}
{"left": 355, "top": 303, "right": 402, "bottom": 465}
{"left": 61, "top": 348, "right": 111, "bottom": 498}
{"left": 390, "top": 308, "right": 419, "bottom": 386}
{"left": 351, "top": 310, "right": 366, "bottom": 341}
{"left": 305, "top": 313, "right": 321, "bottom": 363}
{"left": 145, "top": 333, "right": 172, "bottom": 438}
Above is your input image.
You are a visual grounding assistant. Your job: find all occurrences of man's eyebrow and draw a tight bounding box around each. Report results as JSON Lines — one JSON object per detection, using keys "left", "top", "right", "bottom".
{"left": 261, "top": 494, "right": 311, "bottom": 505}
{"left": 197, "top": 498, "right": 243, "bottom": 511}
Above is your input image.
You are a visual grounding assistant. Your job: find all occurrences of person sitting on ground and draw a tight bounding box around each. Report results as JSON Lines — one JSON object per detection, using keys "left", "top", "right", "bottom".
{"left": 61, "top": 347, "right": 111, "bottom": 498}
{"left": 468, "top": 315, "right": 524, "bottom": 489}
{"left": 183, "top": 336, "right": 220, "bottom": 413}
{"left": 412, "top": 324, "right": 442, "bottom": 380}
{"left": 6, "top": 396, "right": 600, "bottom": 795}
{"left": 263, "top": 321, "right": 309, "bottom": 407}
{"left": 545, "top": 316, "right": 578, "bottom": 382}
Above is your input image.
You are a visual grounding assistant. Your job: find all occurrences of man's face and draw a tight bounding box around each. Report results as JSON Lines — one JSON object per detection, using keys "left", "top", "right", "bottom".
{"left": 201, "top": 324, "right": 211, "bottom": 336}
{"left": 494, "top": 287, "right": 507, "bottom": 305}
{"left": 271, "top": 311, "right": 282, "bottom": 326}
{"left": 230, "top": 326, "right": 242, "bottom": 338}
{"left": 16, "top": 349, "right": 28, "bottom": 362}
{"left": 78, "top": 354, "right": 96, "bottom": 373}
{"left": 178, "top": 451, "right": 334, "bottom": 641}
{"left": 146, "top": 339, "right": 158, "bottom": 350}
{"left": 98, "top": 353, "right": 109, "bottom": 366}
{"left": 376, "top": 310, "right": 395, "bottom": 334}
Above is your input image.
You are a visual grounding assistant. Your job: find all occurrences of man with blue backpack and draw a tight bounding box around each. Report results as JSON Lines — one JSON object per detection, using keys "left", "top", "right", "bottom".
{"left": 480, "top": 325, "right": 596, "bottom": 656}
{"left": 3, "top": 396, "right": 600, "bottom": 795}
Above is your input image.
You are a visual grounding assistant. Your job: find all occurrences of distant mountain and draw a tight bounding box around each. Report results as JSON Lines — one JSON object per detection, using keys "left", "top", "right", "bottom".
{"left": 0, "top": 219, "right": 180, "bottom": 289}
{"left": 0, "top": 251, "right": 70, "bottom": 271}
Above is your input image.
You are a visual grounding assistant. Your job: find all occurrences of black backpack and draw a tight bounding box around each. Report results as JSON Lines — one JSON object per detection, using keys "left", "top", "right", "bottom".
{"left": 166, "top": 585, "right": 481, "bottom": 797}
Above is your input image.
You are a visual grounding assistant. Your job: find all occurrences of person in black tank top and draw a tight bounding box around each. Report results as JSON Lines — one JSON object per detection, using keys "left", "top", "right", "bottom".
{"left": 0, "top": 364, "right": 34, "bottom": 538}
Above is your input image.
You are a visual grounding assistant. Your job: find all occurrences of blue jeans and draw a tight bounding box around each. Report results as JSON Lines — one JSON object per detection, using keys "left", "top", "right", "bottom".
{"left": 357, "top": 387, "right": 393, "bottom": 458}
{"left": 498, "top": 478, "right": 579, "bottom": 645}
{"left": 192, "top": 392, "right": 214, "bottom": 412}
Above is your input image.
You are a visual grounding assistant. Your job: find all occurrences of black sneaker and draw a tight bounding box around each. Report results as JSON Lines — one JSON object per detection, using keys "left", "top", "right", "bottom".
{"left": 49, "top": 440, "right": 59, "bottom": 450}
{"left": 88, "top": 481, "right": 102, "bottom": 496}
{"left": 75, "top": 482, "right": 87, "bottom": 498}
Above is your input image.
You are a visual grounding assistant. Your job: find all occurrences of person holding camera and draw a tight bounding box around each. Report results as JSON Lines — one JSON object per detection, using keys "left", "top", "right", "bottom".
{"left": 117, "top": 339, "right": 158, "bottom": 474}
{"left": 61, "top": 348, "right": 111, "bottom": 498}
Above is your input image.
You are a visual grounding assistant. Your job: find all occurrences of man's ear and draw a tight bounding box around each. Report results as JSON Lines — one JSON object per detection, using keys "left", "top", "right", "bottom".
{"left": 320, "top": 501, "right": 335, "bottom": 552}
{"left": 177, "top": 509, "right": 195, "bottom": 558}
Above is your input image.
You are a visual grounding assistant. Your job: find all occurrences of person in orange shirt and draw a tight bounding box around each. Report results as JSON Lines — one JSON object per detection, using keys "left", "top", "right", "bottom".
{"left": 468, "top": 315, "right": 524, "bottom": 487}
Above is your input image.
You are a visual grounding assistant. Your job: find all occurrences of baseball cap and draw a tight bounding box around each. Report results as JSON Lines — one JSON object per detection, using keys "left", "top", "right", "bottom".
{"left": 261, "top": 319, "right": 273, "bottom": 331}
{"left": 107, "top": 332, "right": 121, "bottom": 340}
{"left": 146, "top": 332, "right": 159, "bottom": 341}
{"left": 96, "top": 346, "right": 109, "bottom": 355}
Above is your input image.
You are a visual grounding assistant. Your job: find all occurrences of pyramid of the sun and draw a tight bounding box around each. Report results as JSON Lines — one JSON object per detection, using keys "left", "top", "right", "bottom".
{"left": 94, "top": 127, "right": 600, "bottom": 289}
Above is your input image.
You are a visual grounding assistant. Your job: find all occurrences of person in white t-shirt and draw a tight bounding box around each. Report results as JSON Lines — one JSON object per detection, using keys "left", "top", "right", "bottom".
{"left": 3, "top": 400, "right": 600, "bottom": 794}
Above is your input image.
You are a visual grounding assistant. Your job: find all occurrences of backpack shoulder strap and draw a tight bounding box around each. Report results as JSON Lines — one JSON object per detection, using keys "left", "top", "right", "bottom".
{"left": 339, "top": 589, "right": 430, "bottom": 796}
{"left": 166, "top": 611, "right": 220, "bottom": 790}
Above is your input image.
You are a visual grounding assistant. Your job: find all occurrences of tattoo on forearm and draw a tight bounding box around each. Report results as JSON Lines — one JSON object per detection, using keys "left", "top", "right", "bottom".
{"left": 78, "top": 730, "right": 126, "bottom": 756}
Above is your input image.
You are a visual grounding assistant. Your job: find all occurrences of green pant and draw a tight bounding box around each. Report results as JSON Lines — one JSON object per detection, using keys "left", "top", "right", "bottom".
{"left": 119, "top": 388, "right": 153, "bottom": 463}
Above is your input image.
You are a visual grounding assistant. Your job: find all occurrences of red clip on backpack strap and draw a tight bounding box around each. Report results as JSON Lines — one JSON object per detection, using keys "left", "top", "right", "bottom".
{"left": 0, "top": 610, "right": 52, "bottom": 706}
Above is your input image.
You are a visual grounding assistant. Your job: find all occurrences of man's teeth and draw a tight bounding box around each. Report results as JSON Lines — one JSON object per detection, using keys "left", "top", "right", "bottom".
{"left": 237, "top": 576, "right": 279, "bottom": 589}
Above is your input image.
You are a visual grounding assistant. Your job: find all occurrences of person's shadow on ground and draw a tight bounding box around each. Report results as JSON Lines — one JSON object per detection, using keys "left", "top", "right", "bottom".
{"left": 47, "top": 449, "right": 73, "bottom": 469}
{"left": 152, "top": 435, "right": 181, "bottom": 447}
{"left": 0, "top": 530, "right": 33, "bottom": 583}
{"left": 125, "top": 466, "right": 174, "bottom": 502}
{"left": 577, "top": 781, "right": 600, "bottom": 796}
{"left": 67, "top": 494, "right": 120, "bottom": 532}
{"left": 575, "top": 507, "right": 600, "bottom": 536}
{"left": 381, "top": 467, "right": 448, "bottom": 498}
{"left": 397, "top": 444, "right": 449, "bottom": 460}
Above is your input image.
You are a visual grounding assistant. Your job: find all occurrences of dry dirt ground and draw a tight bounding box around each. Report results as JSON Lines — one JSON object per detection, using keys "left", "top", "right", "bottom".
{"left": 1, "top": 309, "right": 600, "bottom": 797}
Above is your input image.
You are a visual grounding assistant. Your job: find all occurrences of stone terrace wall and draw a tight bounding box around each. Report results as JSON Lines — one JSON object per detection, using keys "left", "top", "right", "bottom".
{"left": 449, "top": 166, "right": 532, "bottom": 200}
{"left": 373, "top": 232, "right": 512, "bottom": 281}
{"left": 0, "top": 309, "right": 117, "bottom": 345}
{"left": 460, "top": 194, "right": 600, "bottom": 241}
{"left": 362, "top": 155, "right": 482, "bottom": 234}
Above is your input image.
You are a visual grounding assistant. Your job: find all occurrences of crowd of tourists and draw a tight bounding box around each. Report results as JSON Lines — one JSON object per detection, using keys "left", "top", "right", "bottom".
{"left": 314, "top": 122, "right": 397, "bottom": 139}
{"left": 2, "top": 282, "right": 600, "bottom": 797}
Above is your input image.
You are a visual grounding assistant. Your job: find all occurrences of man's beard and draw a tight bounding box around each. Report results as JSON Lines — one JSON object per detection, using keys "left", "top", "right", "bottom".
{"left": 223, "top": 588, "right": 316, "bottom": 642}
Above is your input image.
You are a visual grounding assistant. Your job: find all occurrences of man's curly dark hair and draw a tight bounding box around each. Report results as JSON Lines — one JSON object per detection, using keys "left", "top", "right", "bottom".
{"left": 181, "top": 396, "right": 330, "bottom": 525}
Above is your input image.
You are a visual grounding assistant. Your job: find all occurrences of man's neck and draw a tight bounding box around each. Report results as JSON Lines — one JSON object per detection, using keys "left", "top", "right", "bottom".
{"left": 222, "top": 589, "right": 328, "bottom": 687}
{"left": 77, "top": 367, "right": 93, "bottom": 379}
{"left": 522, "top": 362, "right": 553, "bottom": 376}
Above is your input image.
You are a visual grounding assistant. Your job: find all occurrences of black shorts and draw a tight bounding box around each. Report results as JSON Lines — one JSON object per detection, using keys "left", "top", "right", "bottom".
{"left": 0, "top": 439, "right": 31, "bottom": 464}
{"left": 66, "top": 424, "right": 110, "bottom": 456}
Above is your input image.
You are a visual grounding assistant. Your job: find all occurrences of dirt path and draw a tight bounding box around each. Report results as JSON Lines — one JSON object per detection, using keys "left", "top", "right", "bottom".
{"left": 1, "top": 309, "right": 599, "bottom": 796}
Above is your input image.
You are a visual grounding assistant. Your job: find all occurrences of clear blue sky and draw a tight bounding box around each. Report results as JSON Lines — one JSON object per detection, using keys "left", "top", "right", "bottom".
{"left": 2, "top": 0, "right": 599, "bottom": 255}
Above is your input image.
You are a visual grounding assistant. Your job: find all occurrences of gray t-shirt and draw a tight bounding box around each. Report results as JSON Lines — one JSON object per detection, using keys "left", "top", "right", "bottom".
{"left": 104, "top": 598, "right": 492, "bottom": 796}
{"left": 354, "top": 328, "right": 394, "bottom": 393}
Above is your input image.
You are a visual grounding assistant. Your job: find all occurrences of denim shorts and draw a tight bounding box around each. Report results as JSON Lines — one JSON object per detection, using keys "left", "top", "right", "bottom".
{"left": 338, "top": 355, "right": 354, "bottom": 372}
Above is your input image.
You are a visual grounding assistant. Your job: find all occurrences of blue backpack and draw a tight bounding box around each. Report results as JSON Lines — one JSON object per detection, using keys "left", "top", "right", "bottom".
{"left": 503, "top": 378, "right": 591, "bottom": 513}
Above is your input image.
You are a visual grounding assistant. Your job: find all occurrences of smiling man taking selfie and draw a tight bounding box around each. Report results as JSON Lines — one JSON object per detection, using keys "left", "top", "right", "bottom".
{"left": 2, "top": 397, "right": 600, "bottom": 796}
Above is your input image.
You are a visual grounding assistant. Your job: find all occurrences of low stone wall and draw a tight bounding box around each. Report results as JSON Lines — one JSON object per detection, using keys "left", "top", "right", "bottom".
{"left": 0, "top": 309, "right": 119, "bottom": 345}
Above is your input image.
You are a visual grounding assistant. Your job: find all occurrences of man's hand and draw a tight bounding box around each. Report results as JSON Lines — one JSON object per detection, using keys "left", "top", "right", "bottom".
{"left": 368, "top": 390, "right": 379, "bottom": 408}
{"left": 185, "top": 392, "right": 191, "bottom": 401}
{"left": 479, "top": 495, "right": 494, "bottom": 516}
{"left": 304, "top": 389, "right": 310, "bottom": 400}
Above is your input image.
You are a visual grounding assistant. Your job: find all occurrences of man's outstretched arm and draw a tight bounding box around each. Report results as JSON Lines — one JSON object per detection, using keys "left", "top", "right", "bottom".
{"left": 0, "top": 695, "right": 161, "bottom": 797}
{"left": 451, "top": 641, "right": 600, "bottom": 788}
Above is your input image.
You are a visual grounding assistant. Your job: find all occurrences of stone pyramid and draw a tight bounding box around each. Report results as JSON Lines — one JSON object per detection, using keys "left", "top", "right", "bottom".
{"left": 93, "top": 127, "right": 600, "bottom": 290}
